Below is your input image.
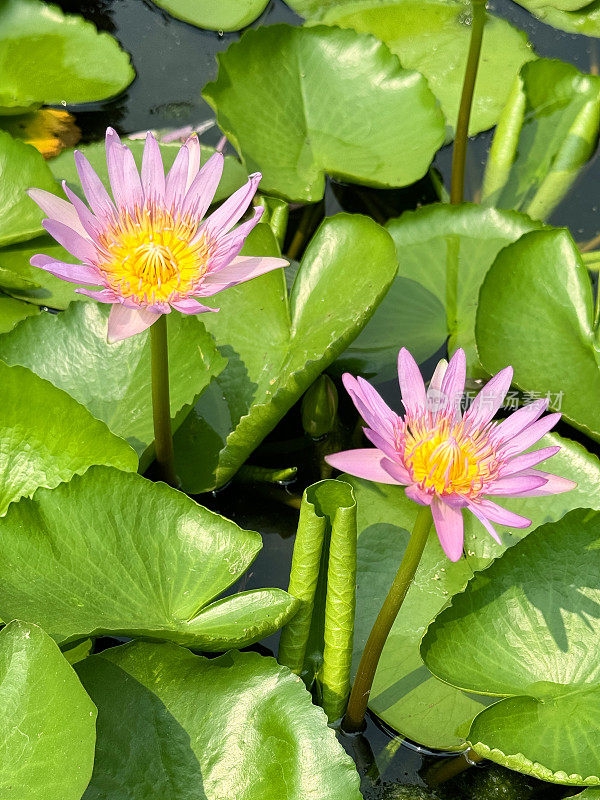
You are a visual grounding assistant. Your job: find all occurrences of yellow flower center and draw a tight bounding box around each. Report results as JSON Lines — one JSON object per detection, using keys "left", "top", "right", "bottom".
{"left": 403, "top": 417, "right": 499, "bottom": 496}
{"left": 97, "top": 205, "right": 214, "bottom": 304}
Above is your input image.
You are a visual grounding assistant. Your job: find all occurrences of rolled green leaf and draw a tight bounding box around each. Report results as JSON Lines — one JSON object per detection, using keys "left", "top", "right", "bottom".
{"left": 279, "top": 479, "right": 356, "bottom": 722}
{"left": 482, "top": 58, "right": 600, "bottom": 220}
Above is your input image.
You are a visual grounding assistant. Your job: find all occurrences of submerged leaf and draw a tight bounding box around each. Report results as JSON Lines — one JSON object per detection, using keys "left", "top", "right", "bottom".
{"left": 203, "top": 24, "right": 445, "bottom": 201}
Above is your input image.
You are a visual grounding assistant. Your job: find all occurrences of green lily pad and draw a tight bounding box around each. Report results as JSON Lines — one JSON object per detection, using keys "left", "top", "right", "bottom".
{"left": 482, "top": 59, "right": 600, "bottom": 220}
{"left": 574, "top": 790, "right": 600, "bottom": 798}
{"left": 513, "top": 0, "right": 600, "bottom": 36}
{"left": 0, "top": 0, "right": 134, "bottom": 111}
{"left": 0, "top": 130, "right": 58, "bottom": 247}
{"left": 0, "top": 360, "right": 137, "bottom": 516}
{"left": 0, "top": 235, "right": 84, "bottom": 309}
{"left": 203, "top": 25, "right": 445, "bottom": 202}
{"left": 0, "top": 466, "right": 298, "bottom": 649}
{"left": 51, "top": 138, "right": 248, "bottom": 208}
{"left": 476, "top": 228, "right": 600, "bottom": 442}
{"left": 315, "top": 0, "right": 534, "bottom": 138}
{"left": 0, "top": 620, "right": 97, "bottom": 800}
{"left": 340, "top": 204, "right": 542, "bottom": 380}
{"left": 150, "top": 0, "right": 270, "bottom": 30}
{"left": 0, "top": 302, "right": 227, "bottom": 459}
{"left": 76, "top": 642, "right": 361, "bottom": 800}
{"left": 173, "top": 214, "right": 398, "bottom": 492}
{"left": 422, "top": 508, "right": 600, "bottom": 784}
{"left": 347, "top": 432, "right": 600, "bottom": 750}
{"left": 0, "top": 293, "right": 39, "bottom": 332}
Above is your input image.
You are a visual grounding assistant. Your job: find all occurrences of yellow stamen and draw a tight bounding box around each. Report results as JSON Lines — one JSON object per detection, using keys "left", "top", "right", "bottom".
{"left": 97, "top": 205, "right": 213, "bottom": 304}
{"left": 404, "top": 416, "right": 499, "bottom": 496}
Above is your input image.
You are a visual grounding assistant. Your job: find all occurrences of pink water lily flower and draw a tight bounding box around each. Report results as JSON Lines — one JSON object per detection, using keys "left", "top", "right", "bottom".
{"left": 326, "top": 348, "right": 576, "bottom": 561}
{"left": 28, "top": 128, "right": 287, "bottom": 342}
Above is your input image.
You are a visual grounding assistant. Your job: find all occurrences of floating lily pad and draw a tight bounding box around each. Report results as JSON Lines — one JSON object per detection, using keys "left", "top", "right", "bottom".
{"left": 77, "top": 642, "right": 361, "bottom": 800}
{"left": 0, "top": 130, "right": 58, "bottom": 247}
{"left": 0, "top": 0, "right": 134, "bottom": 111}
{"left": 0, "top": 620, "right": 96, "bottom": 800}
{"left": 51, "top": 138, "right": 248, "bottom": 208}
{"left": 174, "top": 215, "right": 398, "bottom": 492}
{"left": 476, "top": 228, "right": 600, "bottom": 442}
{"left": 482, "top": 58, "right": 600, "bottom": 220}
{"left": 347, "top": 432, "right": 600, "bottom": 750}
{"left": 316, "top": 0, "right": 534, "bottom": 138}
{"left": 0, "top": 235, "right": 83, "bottom": 309}
{"left": 422, "top": 508, "right": 600, "bottom": 784}
{"left": 514, "top": 0, "right": 600, "bottom": 35}
{"left": 150, "top": 0, "right": 270, "bottom": 30}
{"left": 0, "top": 293, "right": 39, "bottom": 332}
{"left": 339, "top": 204, "right": 542, "bottom": 380}
{"left": 0, "top": 302, "right": 227, "bottom": 459}
{"left": 0, "top": 466, "right": 298, "bottom": 649}
{"left": 203, "top": 25, "right": 445, "bottom": 202}
{"left": 0, "top": 360, "right": 137, "bottom": 516}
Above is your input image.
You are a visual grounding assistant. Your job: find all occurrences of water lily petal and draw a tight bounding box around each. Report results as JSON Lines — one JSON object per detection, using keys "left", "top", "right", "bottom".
{"left": 398, "top": 347, "right": 427, "bottom": 419}
{"left": 30, "top": 255, "right": 101, "bottom": 286}
{"left": 324, "top": 449, "right": 400, "bottom": 484}
{"left": 202, "top": 172, "right": 261, "bottom": 237}
{"left": 107, "top": 303, "right": 161, "bottom": 343}
{"left": 431, "top": 496, "right": 464, "bottom": 562}
{"left": 464, "top": 366, "right": 513, "bottom": 429}
{"left": 200, "top": 254, "right": 287, "bottom": 295}
{"left": 27, "top": 188, "right": 89, "bottom": 239}
{"left": 141, "top": 131, "right": 165, "bottom": 203}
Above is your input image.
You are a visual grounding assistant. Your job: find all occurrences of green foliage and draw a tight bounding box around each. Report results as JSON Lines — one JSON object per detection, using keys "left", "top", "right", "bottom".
{"left": 0, "top": 302, "right": 227, "bottom": 460}
{"left": 482, "top": 59, "right": 600, "bottom": 220}
{"left": 174, "top": 215, "right": 398, "bottom": 492}
{"left": 0, "top": 466, "right": 298, "bottom": 648}
{"left": 0, "top": 130, "right": 58, "bottom": 246}
{"left": 346, "top": 432, "right": 600, "bottom": 750}
{"left": 0, "top": 0, "right": 134, "bottom": 111}
{"left": 203, "top": 25, "right": 445, "bottom": 202}
{"left": 149, "top": 0, "right": 270, "bottom": 30}
{"left": 279, "top": 479, "right": 357, "bottom": 721}
{"left": 0, "top": 620, "right": 96, "bottom": 800}
{"left": 422, "top": 509, "right": 600, "bottom": 784}
{"left": 0, "top": 360, "right": 137, "bottom": 515}
{"left": 476, "top": 228, "right": 600, "bottom": 442}
{"left": 76, "top": 641, "right": 362, "bottom": 799}
{"left": 315, "top": 0, "right": 534, "bottom": 138}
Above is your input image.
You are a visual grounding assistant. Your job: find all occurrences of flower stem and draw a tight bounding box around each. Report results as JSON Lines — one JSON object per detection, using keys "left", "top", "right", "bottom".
{"left": 450, "top": 0, "right": 487, "bottom": 205}
{"left": 343, "top": 505, "right": 433, "bottom": 732}
{"left": 150, "top": 315, "right": 178, "bottom": 487}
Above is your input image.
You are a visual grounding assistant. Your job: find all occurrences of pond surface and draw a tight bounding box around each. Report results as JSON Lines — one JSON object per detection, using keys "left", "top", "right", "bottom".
{"left": 50, "top": 1, "right": 595, "bottom": 795}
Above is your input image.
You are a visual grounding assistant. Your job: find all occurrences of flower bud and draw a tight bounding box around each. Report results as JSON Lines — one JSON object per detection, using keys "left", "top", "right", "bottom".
{"left": 302, "top": 375, "right": 338, "bottom": 439}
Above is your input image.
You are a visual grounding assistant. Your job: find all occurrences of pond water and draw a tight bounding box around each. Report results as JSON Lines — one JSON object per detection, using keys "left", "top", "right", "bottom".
{"left": 51, "top": 1, "right": 595, "bottom": 796}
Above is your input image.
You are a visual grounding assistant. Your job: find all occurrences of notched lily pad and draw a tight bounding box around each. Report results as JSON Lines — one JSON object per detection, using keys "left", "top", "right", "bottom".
{"left": 0, "top": 466, "right": 299, "bottom": 649}
{"left": 203, "top": 24, "right": 445, "bottom": 201}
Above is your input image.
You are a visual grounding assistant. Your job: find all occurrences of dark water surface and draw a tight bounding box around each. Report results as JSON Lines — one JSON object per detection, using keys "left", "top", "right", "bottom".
{"left": 50, "top": 1, "right": 593, "bottom": 795}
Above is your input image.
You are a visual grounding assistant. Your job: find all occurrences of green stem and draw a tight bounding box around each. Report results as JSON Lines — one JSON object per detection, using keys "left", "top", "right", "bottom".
{"left": 150, "top": 315, "right": 178, "bottom": 487}
{"left": 426, "top": 749, "right": 484, "bottom": 786}
{"left": 343, "top": 505, "right": 433, "bottom": 732}
{"left": 450, "top": 0, "right": 487, "bottom": 205}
